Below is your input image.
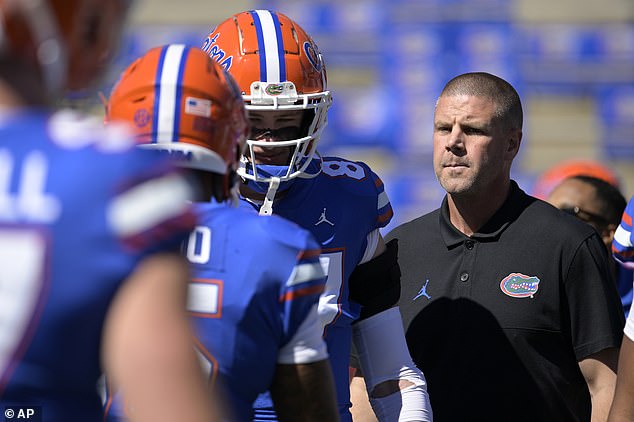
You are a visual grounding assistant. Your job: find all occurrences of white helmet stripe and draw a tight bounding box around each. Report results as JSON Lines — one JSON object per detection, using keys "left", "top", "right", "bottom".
{"left": 253, "top": 10, "right": 283, "bottom": 83}
{"left": 155, "top": 44, "right": 187, "bottom": 143}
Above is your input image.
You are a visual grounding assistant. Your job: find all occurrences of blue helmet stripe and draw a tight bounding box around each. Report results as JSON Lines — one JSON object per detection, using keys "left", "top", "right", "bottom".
{"left": 152, "top": 46, "right": 169, "bottom": 143}
{"left": 270, "top": 11, "right": 286, "bottom": 82}
{"left": 172, "top": 46, "right": 189, "bottom": 143}
{"left": 154, "top": 44, "right": 187, "bottom": 144}
{"left": 250, "top": 10, "right": 268, "bottom": 81}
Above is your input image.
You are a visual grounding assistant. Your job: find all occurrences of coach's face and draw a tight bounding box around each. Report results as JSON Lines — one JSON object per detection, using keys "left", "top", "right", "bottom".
{"left": 433, "top": 94, "right": 519, "bottom": 198}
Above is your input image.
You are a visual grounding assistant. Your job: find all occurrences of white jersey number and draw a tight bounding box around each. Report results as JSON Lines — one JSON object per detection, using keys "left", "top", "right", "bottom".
{"left": 321, "top": 160, "right": 366, "bottom": 180}
{"left": 318, "top": 251, "right": 344, "bottom": 332}
{"left": 185, "top": 226, "right": 212, "bottom": 264}
{"left": 0, "top": 228, "right": 48, "bottom": 388}
{"left": 184, "top": 226, "right": 221, "bottom": 385}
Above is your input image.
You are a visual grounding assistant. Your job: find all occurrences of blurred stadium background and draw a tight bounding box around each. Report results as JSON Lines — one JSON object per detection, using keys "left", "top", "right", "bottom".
{"left": 106, "top": 0, "right": 634, "bottom": 231}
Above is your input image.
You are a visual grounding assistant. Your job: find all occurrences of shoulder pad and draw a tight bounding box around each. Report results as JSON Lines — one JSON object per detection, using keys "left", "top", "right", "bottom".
{"left": 259, "top": 214, "right": 321, "bottom": 253}
{"left": 48, "top": 110, "right": 136, "bottom": 153}
{"left": 320, "top": 156, "right": 393, "bottom": 229}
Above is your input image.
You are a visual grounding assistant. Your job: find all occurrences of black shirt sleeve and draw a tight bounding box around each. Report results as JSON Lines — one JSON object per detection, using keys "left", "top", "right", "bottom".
{"left": 565, "top": 232, "right": 625, "bottom": 360}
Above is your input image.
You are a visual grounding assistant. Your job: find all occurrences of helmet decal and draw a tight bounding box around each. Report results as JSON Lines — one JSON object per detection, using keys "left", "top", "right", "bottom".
{"left": 303, "top": 42, "right": 323, "bottom": 72}
{"left": 202, "top": 33, "right": 233, "bottom": 71}
{"left": 249, "top": 10, "right": 286, "bottom": 83}
{"left": 185, "top": 97, "right": 212, "bottom": 118}
{"left": 133, "top": 109, "right": 151, "bottom": 127}
{"left": 264, "top": 84, "right": 285, "bottom": 96}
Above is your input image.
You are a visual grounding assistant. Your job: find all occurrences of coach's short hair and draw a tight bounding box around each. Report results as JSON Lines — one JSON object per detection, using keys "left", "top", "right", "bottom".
{"left": 439, "top": 72, "right": 523, "bottom": 131}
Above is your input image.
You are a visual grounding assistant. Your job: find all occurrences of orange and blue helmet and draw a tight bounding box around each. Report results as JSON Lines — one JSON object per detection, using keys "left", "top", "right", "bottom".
{"left": 202, "top": 10, "right": 332, "bottom": 186}
{"left": 107, "top": 44, "right": 248, "bottom": 201}
{"left": 0, "top": 0, "right": 132, "bottom": 97}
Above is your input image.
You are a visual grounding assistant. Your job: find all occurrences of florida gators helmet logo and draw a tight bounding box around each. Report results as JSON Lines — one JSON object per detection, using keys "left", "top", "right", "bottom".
{"left": 264, "top": 84, "right": 285, "bottom": 96}
{"left": 133, "top": 109, "right": 151, "bottom": 127}
{"left": 500, "top": 273, "right": 540, "bottom": 298}
{"left": 303, "top": 41, "right": 323, "bottom": 72}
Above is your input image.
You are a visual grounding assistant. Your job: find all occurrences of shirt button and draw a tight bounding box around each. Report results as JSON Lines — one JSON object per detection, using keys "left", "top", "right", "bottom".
{"left": 460, "top": 272, "right": 469, "bottom": 282}
{"left": 465, "top": 240, "right": 474, "bottom": 250}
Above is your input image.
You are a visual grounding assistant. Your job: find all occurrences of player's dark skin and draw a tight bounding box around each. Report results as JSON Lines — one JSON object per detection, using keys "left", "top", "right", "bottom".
{"left": 271, "top": 361, "right": 340, "bottom": 422}
{"left": 239, "top": 109, "right": 299, "bottom": 201}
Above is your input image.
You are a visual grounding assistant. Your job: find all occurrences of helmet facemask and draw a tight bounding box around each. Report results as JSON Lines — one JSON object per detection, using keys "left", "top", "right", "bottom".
{"left": 238, "top": 81, "right": 331, "bottom": 185}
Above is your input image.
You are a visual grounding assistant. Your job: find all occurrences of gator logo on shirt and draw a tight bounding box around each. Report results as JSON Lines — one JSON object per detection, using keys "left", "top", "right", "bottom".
{"left": 500, "top": 273, "right": 540, "bottom": 298}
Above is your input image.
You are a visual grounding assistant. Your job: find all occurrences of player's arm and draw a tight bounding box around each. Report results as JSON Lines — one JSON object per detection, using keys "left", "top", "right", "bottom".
{"left": 609, "top": 337, "right": 634, "bottom": 421}
{"left": 612, "top": 196, "right": 634, "bottom": 269}
{"left": 349, "top": 234, "right": 433, "bottom": 422}
{"left": 102, "top": 253, "right": 221, "bottom": 422}
{"left": 271, "top": 360, "right": 340, "bottom": 422}
{"left": 271, "top": 238, "right": 340, "bottom": 421}
{"left": 350, "top": 373, "right": 379, "bottom": 422}
{"left": 579, "top": 347, "right": 619, "bottom": 422}
{"left": 271, "top": 297, "right": 339, "bottom": 421}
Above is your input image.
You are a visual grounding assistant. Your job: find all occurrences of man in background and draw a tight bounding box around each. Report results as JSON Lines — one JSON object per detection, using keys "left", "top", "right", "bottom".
{"left": 547, "top": 175, "right": 631, "bottom": 315}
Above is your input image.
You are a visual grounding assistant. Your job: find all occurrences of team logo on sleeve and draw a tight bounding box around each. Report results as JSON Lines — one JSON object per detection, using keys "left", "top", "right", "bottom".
{"left": 500, "top": 273, "right": 540, "bottom": 298}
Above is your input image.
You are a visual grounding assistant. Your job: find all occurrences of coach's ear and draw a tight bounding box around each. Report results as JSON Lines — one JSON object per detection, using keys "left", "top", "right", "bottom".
{"left": 505, "top": 128, "right": 522, "bottom": 161}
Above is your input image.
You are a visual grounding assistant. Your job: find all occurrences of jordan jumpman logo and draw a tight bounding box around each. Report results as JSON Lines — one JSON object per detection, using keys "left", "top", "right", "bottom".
{"left": 315, "top": 208, "right": 335, "bottom": 226}
{"left": 413, "top": 279, "right": 432, "bottom": 301}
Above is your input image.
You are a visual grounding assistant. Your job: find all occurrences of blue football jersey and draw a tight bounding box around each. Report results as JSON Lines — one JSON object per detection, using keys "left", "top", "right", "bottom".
{"left": 0, "top": 110, "right": 196, "bottom": 421}
{"left": 250, "top": 157, "right": 393, "bottom": 421}
{"left": 614, "top": 196, "right": 634, "bottom": 269}
{"left": 104, "top": 202, "right": 327, "bottom": 422}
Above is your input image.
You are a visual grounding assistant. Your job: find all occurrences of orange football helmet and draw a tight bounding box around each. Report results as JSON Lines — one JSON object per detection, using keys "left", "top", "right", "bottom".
{"left": 201, "top": 9, "right": 332, "bottom": 185}
{"left": 0, "top": 0, "right": 132, "bottom": 96}
{"left": 532, "top": 159, "right": 621, "bottom": 200}
{"left": 107, "top": 44, "right": 249, "bottom": 202}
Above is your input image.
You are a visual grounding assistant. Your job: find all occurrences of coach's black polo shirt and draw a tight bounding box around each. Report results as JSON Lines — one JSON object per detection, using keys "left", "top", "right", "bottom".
{"left": 388, "top": 181, "right": 624, "bottom": 422}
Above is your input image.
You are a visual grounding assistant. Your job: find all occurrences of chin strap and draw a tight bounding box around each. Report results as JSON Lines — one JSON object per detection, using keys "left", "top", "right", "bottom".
{"left": 296, "top": 152, "right": 323, "bottom": 180}
{"left": 259, "top": 177, "right": 281, "bottom": 216}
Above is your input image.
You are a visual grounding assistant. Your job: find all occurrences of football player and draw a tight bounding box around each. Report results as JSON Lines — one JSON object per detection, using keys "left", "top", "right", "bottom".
{"left": 104, "top": 44, "right": 339, "bottom": 422}
{"left": 609, "top": 196, "right": 634, "bottom": 421}
{"left": 0, "top": 1, "right": 217, "bottom": 421}
{"left": 613, "top": 196, "right": 634, "bottom": 270}
{"left": 202, "top": 10, "right": 432, "bottom": 422}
